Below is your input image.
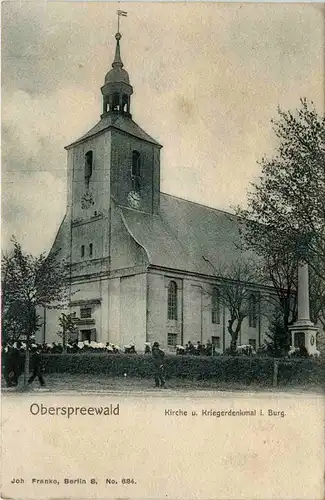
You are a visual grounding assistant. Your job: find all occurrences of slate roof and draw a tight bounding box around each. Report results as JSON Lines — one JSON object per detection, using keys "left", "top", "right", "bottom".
{"left": 120, "top": 193, "right": 251, "bottom": 276}
{"left": 65, "top": 115, "right": 161, "bottom": 149}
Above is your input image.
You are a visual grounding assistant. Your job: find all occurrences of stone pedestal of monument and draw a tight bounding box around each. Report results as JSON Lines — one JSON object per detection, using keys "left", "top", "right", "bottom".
{"left": 289, "top": 262, "right": 318, "bottom": 355}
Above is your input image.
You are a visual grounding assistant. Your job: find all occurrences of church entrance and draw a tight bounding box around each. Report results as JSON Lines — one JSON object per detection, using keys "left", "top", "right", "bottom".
{"left": 80, "top": 329, "right": 96, "bottom": 342}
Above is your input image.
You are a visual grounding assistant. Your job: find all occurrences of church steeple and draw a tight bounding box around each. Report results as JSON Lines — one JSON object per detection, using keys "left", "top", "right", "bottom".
{"left": 101, "top": 32, "right": 133, "bottom": 118}
{"left": 112, "top": 32, "right": 123, "bottom": 68}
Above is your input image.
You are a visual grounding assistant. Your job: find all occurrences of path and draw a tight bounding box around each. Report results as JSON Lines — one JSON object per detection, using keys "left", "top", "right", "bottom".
{"left": 2, "top": 373, "right": 322, "bottom": 397}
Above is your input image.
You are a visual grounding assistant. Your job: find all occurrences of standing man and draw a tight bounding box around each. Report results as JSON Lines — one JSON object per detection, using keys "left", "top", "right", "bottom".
{"left": 152, "top": 342, "right": 165, "bottom": 388}
{"left": 28, "top": 347, "right": 45, "bottom": 387}
{"left": 206, "top": 339, "right": 213, "bottom": 356}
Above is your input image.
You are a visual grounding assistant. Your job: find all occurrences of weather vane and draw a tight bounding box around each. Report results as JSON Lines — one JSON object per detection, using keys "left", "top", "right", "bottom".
{"left": 117, "top": 9, "right": 128, "bottom": 34}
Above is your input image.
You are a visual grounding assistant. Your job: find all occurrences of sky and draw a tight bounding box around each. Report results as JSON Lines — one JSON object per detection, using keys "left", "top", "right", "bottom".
{"left": 2, "top": 2, "right": 324, "bottom": 256}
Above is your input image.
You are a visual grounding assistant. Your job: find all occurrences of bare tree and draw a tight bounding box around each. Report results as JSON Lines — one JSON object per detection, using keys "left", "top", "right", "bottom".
{"left": 203, "top": 256, "right": 266, "bottom": 351}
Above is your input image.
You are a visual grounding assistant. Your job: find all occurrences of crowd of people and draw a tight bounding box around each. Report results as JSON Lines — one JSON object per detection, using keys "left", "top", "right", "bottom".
{"left": 176, "top": 340, "right": 217, "bottom": 356}
{"left": 2, "top": 336, "right": 318, "bottom": 389}
{"left": 1, "top": 339, "right": 167, "bottom": 389}
{"left": 2, "top": 343, "right": 22, "bottom": 386}
{"left": 1, "top": 339, "right": 219, "bottom": 357}
{"left": 2, "top": 342, "right": 45, "bottom": 388}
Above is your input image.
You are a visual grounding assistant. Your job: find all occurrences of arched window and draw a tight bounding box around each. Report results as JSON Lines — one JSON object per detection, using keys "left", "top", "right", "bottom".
{"left": 89, "top": 243, "right": 93, "bottom": 258}
{"left": 167, "top": 281, "right": 178, "bottom": 320}
{"left": 212, "top": 287, "right": 221, "bottom": 324}
{"left": 81, "top": 245, "right": 85, "bottom": 258}
{"left": 122, "top": 94, "right": 129, "bottom": 113}
{"left": 111, "top": 93, "right": 120, "bottom": 111}
{"left": 84, "top": 151, "right": 93, "bottom": 190}
{"left": 103, "top": 97, "right": 109, "bottom": 114}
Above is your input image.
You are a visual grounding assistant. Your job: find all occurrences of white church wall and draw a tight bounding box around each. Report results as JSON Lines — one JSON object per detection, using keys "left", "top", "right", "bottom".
{"left": 120, "top": 273, "right": 147, "bottom": 351}
{"left": 71, "top": 219, "right": 104, "bottom": 264}
{"left": 35, "top": 306, "right": 62, "bottom": 345}
{"left": 148, "top": 272, "right": 231, "bottom": 352}
{"left": 70, "top": 280, "right": 102, "bottom": 303}
{"left": 99, "top": 279, "right": 110, "bottom": 345}
{"left": 208, "top": 303, "right": 225, "bottom": 353}
{"left": 183, "top": 279, "right": 226, "bottom": 351}
{"left": 107, "top": 277, "right": 121, "bottom": 347}
{"left": 147, "top": 273, "right": 183, "bottom": 350}
{"left": 147, "top": 273, "right": 168, "bottom": 349}
{"left": 46, "top": 307, "right": 63, "bottom": 344}
{"left": 183, "top": 280, "right": 202, "bottom": 346}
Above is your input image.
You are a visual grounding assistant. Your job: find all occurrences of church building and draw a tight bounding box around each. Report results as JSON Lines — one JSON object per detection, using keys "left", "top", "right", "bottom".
{"left": 40, "top": 30, "right": 272, "bottom": 352}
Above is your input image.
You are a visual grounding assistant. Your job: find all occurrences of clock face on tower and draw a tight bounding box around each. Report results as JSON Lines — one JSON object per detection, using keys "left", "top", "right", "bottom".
{"left": 127, "top": 190, "right": 141, "bottom": 209}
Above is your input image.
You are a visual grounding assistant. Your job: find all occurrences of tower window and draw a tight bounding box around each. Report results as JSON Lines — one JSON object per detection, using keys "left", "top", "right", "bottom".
{"left": 167, "top": 281, "right": 178, "bottom": 320}
{"left": 211, "top": 287, "right": 221, "bottom": 324}
{"left": 81, "top": 245, "right": 85, "bottom": 258}
{"left": 131, "top": 150, "right": 141, "bottom": 191}
{"left": 89, "top": 243, "right": 93, "bottom": 257}
{"left": 84, "top": 151, "right": 93, "bottom": 190}
{"left": 112, "top": 93, "right": 120, "bottom": 111}
{"left": 122, "top": 94, "right": 129, "bottom": 113}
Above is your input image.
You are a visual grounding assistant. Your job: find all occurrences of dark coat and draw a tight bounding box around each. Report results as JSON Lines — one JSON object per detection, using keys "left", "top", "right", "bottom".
{"left": 30, "top": 351, "right": 42, "bottom": 370}
{"left": 152, "top": 347, "right": 165, "bottom": 367}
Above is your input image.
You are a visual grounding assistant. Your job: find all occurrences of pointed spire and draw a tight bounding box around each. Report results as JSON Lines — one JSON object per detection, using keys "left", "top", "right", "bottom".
{"left": 112, "top": 32, "right": 123, "bottom": 68}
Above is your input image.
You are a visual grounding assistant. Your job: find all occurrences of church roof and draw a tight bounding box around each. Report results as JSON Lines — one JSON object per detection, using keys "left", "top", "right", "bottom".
{"left": 120, "top": 193, "right": 253, "bottom": 276}
{"left": 65, "top": 115, "right": 161, "bottom": 149}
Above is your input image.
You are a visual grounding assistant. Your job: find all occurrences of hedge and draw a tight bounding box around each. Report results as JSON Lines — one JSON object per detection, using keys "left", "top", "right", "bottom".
{"left": 277, "top": 358, "right": 325, "bottom": 386}
{"left": 34, "top": 354, "right": 325, "bottom": 387}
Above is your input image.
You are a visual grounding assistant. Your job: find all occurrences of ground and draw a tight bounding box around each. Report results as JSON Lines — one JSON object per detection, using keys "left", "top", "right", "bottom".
{"left": 2, "top": 373, "right": 323, "bottom": 396}
{"left": 2, "top": 374, "right": 323, "bottom": 500}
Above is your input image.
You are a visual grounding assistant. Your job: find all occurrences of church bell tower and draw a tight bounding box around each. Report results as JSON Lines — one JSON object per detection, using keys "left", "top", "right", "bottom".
{"left": 101, "top": 32, "right": 133, "bottom": 118}
{"left": 62, "top": 24, "right": 162, "bottom": 269}
{"left": 45, "top": 16, "right": 161, "bottom": 347}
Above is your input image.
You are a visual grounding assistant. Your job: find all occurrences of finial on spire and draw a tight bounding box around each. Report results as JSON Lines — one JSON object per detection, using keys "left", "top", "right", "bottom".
{"left": 113, "top": 10, "right": 127, "bottom": 68}
{"left": 101, "top": 10, "right": 132, "bottom": 118}
{"left": 117, "top": 9, "right": 128, "bottom": 33}
{"left": 112, "top": 32, "right": 123, "bottom": 68}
